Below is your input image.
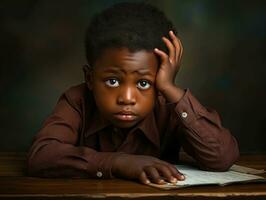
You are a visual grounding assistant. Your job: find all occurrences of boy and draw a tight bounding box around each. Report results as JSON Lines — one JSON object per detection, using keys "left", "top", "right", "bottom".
{"left": 28, "top": 2, "right": 239, "bottom": 185}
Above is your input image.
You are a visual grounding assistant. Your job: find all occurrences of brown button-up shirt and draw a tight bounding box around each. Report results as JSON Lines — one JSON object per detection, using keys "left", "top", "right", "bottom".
{"left": 28, "top": 83, "right": 239, "bottom": 178}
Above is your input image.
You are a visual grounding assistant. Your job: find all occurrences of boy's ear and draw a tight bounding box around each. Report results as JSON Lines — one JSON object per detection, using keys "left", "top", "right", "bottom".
{"left": 83, "top": 64, "right": 93, "bottom": 90}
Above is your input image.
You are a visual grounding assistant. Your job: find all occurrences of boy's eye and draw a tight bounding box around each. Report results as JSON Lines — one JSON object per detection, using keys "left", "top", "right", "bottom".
{"left": 105, "top": 78, "right": 119, "bottom": 87}
{"left": 137, "top": 80, "right": 151, "bottom": 90}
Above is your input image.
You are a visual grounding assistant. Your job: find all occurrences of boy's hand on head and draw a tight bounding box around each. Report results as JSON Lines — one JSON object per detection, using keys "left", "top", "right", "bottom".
{"left": 112, "top": 154, "right": 185, "bottom": 185}
{"left": 154, "top": 31, "right": 185, "bottom": 103}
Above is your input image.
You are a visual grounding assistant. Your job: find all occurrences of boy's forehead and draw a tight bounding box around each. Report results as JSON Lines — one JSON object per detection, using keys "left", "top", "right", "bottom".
{"left": 98, "top": 47, "right": 155, "bottom": 61}
{"left": 94, "top": 47, "right": 158, "bottom": 72}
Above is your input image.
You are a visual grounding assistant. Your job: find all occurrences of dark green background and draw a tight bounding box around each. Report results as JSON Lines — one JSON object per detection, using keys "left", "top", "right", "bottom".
{"left": 0, "top": 0, "right": 265, "bottom": 153}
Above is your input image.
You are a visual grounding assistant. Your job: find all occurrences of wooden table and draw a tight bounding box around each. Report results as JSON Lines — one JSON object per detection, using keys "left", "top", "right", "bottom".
{"left": 0, "top": 152, "right": 265, "bottom": 199}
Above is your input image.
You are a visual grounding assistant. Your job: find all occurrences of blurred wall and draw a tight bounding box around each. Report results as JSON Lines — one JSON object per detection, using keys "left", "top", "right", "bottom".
{"left": 0, "top": 0, "right": 265, "bottom": 153}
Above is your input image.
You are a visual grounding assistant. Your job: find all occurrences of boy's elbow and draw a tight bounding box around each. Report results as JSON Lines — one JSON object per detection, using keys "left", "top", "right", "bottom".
{"left": 217, "top": 138, "right": 240, "bottom": 171}
{"left": 27, "top": 153, "right": 42, "bottom": 177}
{"left": 199, "top": 143, "right": 240, "bottom": 172}
{"left": 207, "top": 152, "right": 239, "bottom": 172}
{"left": 27, "top": 144, "right": 51, "bottom": 177}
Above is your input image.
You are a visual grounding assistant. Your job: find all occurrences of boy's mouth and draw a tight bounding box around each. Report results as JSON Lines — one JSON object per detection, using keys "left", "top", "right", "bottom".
{"left": 114, "top": 111, "right": 138, "bottom": 121}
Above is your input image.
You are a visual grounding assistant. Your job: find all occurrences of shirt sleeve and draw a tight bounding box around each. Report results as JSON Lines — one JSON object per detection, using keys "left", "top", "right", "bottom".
{"left": 27, "top": 91, "right": 120, "bottom": 179}
{"left": 173, "top": 89, "right": 239, "bottom": 171}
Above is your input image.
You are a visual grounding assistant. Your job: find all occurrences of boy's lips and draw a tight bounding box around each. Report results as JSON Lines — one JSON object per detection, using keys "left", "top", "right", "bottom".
{"left": 114, "top": 111, "right": 138, "bottom": 121}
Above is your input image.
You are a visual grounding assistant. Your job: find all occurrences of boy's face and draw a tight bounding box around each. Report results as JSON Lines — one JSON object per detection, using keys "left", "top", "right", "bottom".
{"left": 87, "top": 48, "right": 158, "bottom": 129}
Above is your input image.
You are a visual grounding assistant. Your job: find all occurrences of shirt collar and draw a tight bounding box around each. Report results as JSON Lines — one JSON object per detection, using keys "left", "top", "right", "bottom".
{"left": 137, "top": 111, "right": 160, "bottom": 149}
{"left": 84, "top": 110, "right": 111, "bottom": 137}
{"left": 84, "top": 109, "right": 160, "bottom": 149}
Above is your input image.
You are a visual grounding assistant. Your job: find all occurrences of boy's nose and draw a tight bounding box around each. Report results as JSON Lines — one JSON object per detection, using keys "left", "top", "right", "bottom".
{"left": 117, "top": 86, "right": 136, "bottom": 105}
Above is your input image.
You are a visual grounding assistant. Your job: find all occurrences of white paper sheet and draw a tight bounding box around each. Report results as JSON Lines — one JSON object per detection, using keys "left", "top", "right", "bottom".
{"left": 148, "top": 164, "right": 265, "bottom": 189}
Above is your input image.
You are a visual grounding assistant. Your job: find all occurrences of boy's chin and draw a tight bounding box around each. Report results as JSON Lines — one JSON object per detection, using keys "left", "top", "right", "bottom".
{"left": 113, "top": 122, "right": 138, "bottom": 129}
{"left": 111, "top": 118, "right": 142, "bottom": 129}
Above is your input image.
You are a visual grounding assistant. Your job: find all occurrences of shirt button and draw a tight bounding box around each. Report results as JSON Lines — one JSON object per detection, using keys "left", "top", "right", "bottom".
{"left": 181, "top": 112, "right": 188, "bottom": 118}
{"left": 96, "top": 171, "right": 103, "bottom": 178}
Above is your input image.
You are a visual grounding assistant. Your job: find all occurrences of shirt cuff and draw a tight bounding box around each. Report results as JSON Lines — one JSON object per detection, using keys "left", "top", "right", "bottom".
{"left": 87, "top": 152, "right": 123, "bottom": 179}
{"left": 174, "top": 89, "right": 206, "bottom": 125}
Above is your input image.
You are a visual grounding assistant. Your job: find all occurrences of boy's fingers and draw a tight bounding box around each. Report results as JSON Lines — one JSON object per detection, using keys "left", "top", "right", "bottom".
{"left": 154, "top": 164, "right": 177, "bottom": 183}
{"left": 169, "top": 31, "right": 183, "bottom": 63}
{"left": 139, "top": 171, "right": 150, "bottom": 185}
{"left": 177, "top": 38, "right": 183, "bottom": 64}
{"left": 154, "top": 48, "right": 169, "bottom": 64}
{"left": 159, "top": 161, "right": 185, "bottom": 181}
{"left": 169, "top": 166, "right": 185, "bottom": 180}
{"left": 144, "top": 166, "right": 165, "bottom": 184}
{"left": 162, "top": 37, "right": 175, "bottom": 64}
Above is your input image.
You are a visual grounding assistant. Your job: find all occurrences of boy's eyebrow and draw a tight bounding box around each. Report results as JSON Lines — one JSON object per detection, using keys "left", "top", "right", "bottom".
{"left": 135, "top": 69, "right": 154, "bottom": 75}
{"left": 102, "top": 67, "right": 154, "bottom": 76}
{"left": 102, "top": 68, "right": 121, "bottom": 73}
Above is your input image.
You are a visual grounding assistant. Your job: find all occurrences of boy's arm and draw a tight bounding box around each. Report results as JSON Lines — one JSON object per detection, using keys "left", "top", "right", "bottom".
{"left": 28, "top": 90, "right": 121, "bottom": 178}
{"left": 171, "top": 88, "right": 239, "bottom": 171}
{"left": 154, "top": 31, "right": 239, "bottom": 171}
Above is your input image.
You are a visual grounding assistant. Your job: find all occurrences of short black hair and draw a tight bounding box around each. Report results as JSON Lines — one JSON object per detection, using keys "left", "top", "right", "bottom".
{"left": 85, "top": 2, "right": 177, "bottom": 66}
